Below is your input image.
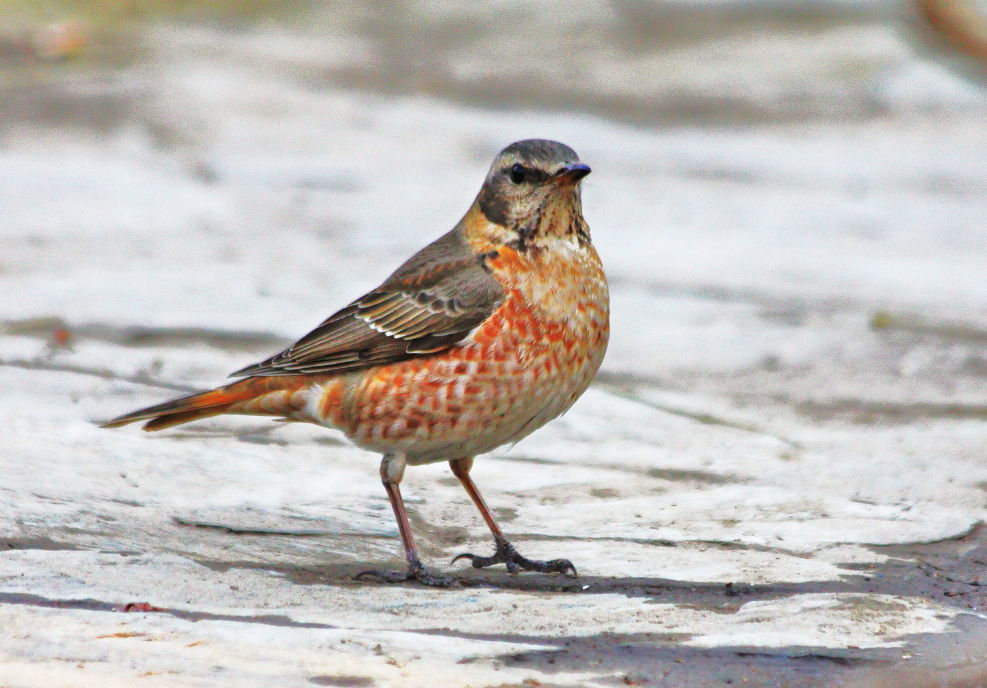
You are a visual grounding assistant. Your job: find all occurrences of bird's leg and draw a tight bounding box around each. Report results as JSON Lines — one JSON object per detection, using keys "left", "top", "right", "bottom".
{"left": 356, "top": 454, "right": 456, "bottom": 587}
{"left": 449, "top": 457, "right": 577, "bottom": 577}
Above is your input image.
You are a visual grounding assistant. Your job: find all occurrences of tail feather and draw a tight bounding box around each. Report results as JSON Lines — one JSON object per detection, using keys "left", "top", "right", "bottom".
{"left": 100, "top": 383, "right": 262, "bottom": 432}
{"left": 140, "top": 408, "right": 228, "bottom": 431}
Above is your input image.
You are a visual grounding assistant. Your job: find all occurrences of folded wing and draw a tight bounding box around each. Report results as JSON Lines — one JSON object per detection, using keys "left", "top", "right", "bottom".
{"left": 231, "top": 227, "right": 504, "bottom": 377}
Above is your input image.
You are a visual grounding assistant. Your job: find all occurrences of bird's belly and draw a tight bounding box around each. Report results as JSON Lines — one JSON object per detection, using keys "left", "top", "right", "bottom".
{"left": 302, "top": 293, "right": 608, "bottom": 463}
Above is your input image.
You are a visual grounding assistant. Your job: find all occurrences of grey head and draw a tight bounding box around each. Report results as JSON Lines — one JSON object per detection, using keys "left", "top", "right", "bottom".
{"left": 477, "top": 139, "right": 591, "bottom": 229}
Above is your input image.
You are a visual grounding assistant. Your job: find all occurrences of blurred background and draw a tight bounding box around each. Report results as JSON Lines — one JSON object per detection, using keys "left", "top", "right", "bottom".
{"left": 2, "top": 0, "right": 985, "bottom": 379}
{"left": 2, "top": 2, "right": 987, "bottom": 686}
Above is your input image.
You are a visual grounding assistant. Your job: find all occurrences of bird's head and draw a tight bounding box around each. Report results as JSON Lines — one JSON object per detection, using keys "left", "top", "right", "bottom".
{"left": 474, "top": 139, "right": 591, "bottom": 251}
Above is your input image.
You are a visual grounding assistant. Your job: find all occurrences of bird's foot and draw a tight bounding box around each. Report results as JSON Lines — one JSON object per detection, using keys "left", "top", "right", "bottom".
{"left": 355, "top": 560, "right": 458, "bottom": 588}
{"left": 452, "top": 539, "right": 577, "bottom": 577}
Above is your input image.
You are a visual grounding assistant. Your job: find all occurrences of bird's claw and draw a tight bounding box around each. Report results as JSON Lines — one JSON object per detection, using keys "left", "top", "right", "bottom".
{"left": 355, "top": 561, "right": 459, "bottom": 588}
{"left": 452, "top": 539, "right": 577, "bottom": 577}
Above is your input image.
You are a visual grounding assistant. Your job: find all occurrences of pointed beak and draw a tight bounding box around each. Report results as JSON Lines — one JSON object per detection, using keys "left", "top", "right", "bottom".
{"left": 552, "top": 163, "right": 591, "bottom": 185}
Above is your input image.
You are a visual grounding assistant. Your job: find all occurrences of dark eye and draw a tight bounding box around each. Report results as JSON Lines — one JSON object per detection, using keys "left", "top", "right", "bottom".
{"left": 509, "top": 163, "right": 527, "bottom": 185}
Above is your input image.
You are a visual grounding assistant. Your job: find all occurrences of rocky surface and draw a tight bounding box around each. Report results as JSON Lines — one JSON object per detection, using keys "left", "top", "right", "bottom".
{"left": 1, "top": 3, "right": 986, "bottom": 686}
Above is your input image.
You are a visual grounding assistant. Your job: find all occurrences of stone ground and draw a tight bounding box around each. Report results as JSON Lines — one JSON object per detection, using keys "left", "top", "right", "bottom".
{"left": 1, "top": 2, "right": 986, "bottom": 686}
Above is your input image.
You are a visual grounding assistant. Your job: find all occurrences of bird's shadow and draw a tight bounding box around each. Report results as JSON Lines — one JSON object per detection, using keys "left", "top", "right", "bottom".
{"left": 192, "top": 554, "right": 893, "bottom": 605}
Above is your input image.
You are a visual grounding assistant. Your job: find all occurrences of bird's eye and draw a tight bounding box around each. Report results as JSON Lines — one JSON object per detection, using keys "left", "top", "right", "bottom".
{"left": 509, "top": 163, "right": 527, "bottom": 185}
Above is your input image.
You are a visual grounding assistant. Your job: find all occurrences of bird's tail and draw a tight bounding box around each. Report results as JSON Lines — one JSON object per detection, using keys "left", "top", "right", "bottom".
{"left": 100, "top": 378, "right": 295, "bottom": 432}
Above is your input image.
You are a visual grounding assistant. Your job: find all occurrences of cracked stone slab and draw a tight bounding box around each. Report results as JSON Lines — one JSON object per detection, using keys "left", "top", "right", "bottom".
{"left": 2, "top": 7, "right": 987, "bottom": 687}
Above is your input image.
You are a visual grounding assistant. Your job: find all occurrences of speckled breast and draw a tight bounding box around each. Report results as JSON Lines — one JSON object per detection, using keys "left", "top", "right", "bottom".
{"left": 300, "top": 243, "right": 609, "bottom": 464}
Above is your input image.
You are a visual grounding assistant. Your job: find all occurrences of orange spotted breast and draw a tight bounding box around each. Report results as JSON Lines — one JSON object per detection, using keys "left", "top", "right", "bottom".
{"left": 289, "top": 238, "right": 609, "bottom": 464}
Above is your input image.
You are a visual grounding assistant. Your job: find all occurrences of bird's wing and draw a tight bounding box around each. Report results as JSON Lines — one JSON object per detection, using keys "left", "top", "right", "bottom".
{"left": 231, "top": 227, "right": 504, "bottom": 377}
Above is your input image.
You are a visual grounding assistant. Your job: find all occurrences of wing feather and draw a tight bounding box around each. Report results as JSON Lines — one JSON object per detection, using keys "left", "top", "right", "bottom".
{"left": 230, "top": 227, "right": 503, "bottom": 378}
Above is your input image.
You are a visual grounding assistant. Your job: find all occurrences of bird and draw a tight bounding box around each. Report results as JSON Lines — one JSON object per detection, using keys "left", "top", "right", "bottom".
{"left": 102, "top": 139, "right": 610, "bottom": 586}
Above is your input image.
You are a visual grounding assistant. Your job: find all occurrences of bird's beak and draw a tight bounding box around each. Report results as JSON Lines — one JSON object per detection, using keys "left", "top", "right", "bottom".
{"left": 552, "top": 163, "right": 591, "bottom": 185}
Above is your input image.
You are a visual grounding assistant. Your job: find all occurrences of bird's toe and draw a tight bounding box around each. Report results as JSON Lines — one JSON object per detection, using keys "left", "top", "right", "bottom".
{"left": 452, "top": 540, "right": 577, "bottom": 577}
{"left": 355, "top": 562, "right": 459, "bottom": 588}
